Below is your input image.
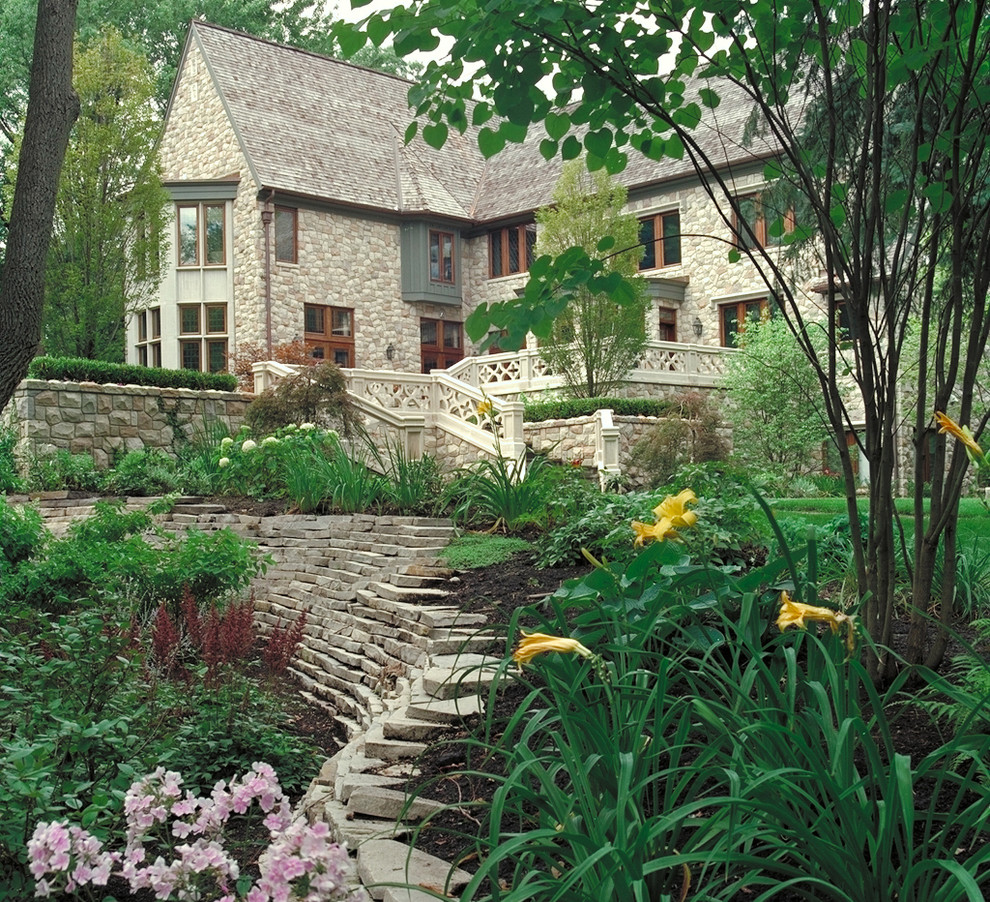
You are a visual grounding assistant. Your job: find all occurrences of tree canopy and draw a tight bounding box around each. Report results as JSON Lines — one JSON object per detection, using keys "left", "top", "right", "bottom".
{"left": 341, "top": 0, "right": 990, "bottom": 675}
{"left": 535, "top": 160, "right": 648, "bottom": 398}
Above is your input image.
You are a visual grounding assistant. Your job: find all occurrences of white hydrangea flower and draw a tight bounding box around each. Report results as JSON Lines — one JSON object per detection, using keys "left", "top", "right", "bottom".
{"left": 262, "top": 436, "right": 279, "bottom": 446}
{"left": 220, "top": 436, "right": 234, "bottom": 450}
{"left": 218, "top": 457, "right": 230, "bottom": 468}
{"left": 241, "top": 439, "right": 257, "bottom": 452}
{"left": 300, "top": 423, "right": 316, "bottom": 431}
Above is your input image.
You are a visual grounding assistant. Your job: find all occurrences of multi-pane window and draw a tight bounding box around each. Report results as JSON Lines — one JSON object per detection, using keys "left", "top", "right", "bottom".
{"left": 135, "top": 307, "right": 162, "bottom": 367}
{"left": 177, "top": 203, "right": 225, "bottom": 267}
{"left": 420, "top": 318, "right": 463, "bottom": 371}
{"left": 304, "top": 304, "right": 354, "bottom": 367}
{"left": 178, "top": 303, "right": 228, "bottom": 372}
{"left": 733, "top": 194, "right": 789, "bottom": 249}
{"left": 429, "top": 230, "right": 455, "bottom": 283}
{"left": 639, "top": 211, "right": 681, "bottom": 270}
{"left": 719, "top": 298, "right": 768, "bottom": 347}
{"left": 658, "top": 307, "right": 677, "bottom": 342}
{"left": 489, "top": 223, "right": 537, "bottom": 278}
{"left": 275, "top": 207, "right": 297, "bottom": 263}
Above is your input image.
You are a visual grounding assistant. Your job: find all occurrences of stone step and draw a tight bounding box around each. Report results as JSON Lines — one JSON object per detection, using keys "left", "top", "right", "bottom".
{"left": 322, "top": 798, "right": 410, "bottom": 848}
{"left": 338, "top": 772, "right": 406, "bottom": 805}
{"left": 363, "top": 725, "right": 428, "bottom": 762}
{"left": 426, "top": 630, "right": 498, "bottom": 656}
{"left": 388, "top": 572, "right": 449, "bottom": 590}
{"left": 357, "top": 840, "right": 472, "bottom": 902}
{"left": 405, "top": 694, "right": 484, "bottom": 725}
{"left": 368, "top": 581, "right": 452, "bottom": 604}
{"left": 422, "top": 666, "right": 498, "bottom": 701}
{"left": 403, "top": 562, "right": 455, "bottom": 579}
{"left": 347, "top": 786, "right": 445, "bottom": 822}
{"left": 417, "top": 608, "right": 487, "bottom": 630}
{"left": 381, "top": 709, "right": 446, "bottom": 742}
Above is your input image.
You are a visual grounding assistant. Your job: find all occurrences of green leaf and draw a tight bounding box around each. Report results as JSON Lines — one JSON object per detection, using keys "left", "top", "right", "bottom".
{"left": 561, "top": 135, "right": 582, "bottom": 160}
{"left": 539, "top": 139, "right": 558, "bottom": 160}
{"left": 421, "top": 122, "right": 448, "bottom": 149}
{"left": 366, "top": 13, "right": 391, "bottom": 47}
{"left": 335, "top": 24, "right": 367, "bottom": 58}
{"left": 545, "top": 111, "right": 571, "bottom": 140}
{"left": 699, "top": 87, "right": 721, "bottom": 108}
{"left": 584, "top": 127, "right": 613, "bottom": 159}
{"left": 403, "top": 121, "right": 418, "bottom": 144}
{"left": 728, "top": 248, "right": 742, "bottom": 263}
{"left": 478, "top": 127, "right": 506, "bottom": 158}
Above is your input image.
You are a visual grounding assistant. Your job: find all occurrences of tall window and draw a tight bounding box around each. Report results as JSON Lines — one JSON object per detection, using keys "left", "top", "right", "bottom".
{"left": 135, "top": 307, "right": 162, "bottom": 367}
{"left": 177, "top": 203, "right": 225, "bottom": 267}
{"left": 429, "top": 230, "right": 455, "bottom": 283}
{"left": 275, "top": 207, "right": 298, "bottom": 264}
{"left": 177, "top": 302, "right": 228, "bottom": 372}
{"left": 719, "top": 298, "right": 768, "bottom": 346}
{"left": 304, "top": 304, "right": 354, "bottom": 367}
{"left": 733, "top": 194, "right": 789, "bottom": 249}
{"left": 420, "top": 318, "right": 463, "bottom": 371}
{"left": 489, "top": 223, "right": 536, "bottom": 277}
{"left": 639, "top": 211, "right": 681, "bottom": 269}
{"left": 658, "top": 307, "right": 677, "bottom": 342}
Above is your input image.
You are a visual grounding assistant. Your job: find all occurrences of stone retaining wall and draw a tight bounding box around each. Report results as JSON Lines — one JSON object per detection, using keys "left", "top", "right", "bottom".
{"left": 3, "top": 380, "right": 252, "bottom": 468}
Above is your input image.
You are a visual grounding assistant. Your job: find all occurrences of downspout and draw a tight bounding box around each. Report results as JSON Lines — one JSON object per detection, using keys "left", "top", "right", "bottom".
{"left": 261, "top": 190, "right": 275, "bottom": 357}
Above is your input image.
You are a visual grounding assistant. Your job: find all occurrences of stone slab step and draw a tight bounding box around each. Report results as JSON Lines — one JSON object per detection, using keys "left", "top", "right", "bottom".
{"left": 422, "top": 666, "right": 498, "bottom": 701}
{"left": 426, "top": 631, "right": 498, "bottom": 656}
{"left": 369, "top": 582, "right": 452, "bottom": 604}
{"left": 322, "top": 798, "right": 410, "bottom": 848}
{"left": 357, "top": 840, "right": 472, "bottom": 902}
{"left": 347, "top": 786, "right": 445, "bottom": 822}
{"left": 405, "top": 694, "right": 484, "bottom": 725}
{"left": 381, "top": 710, "right": 447, "bottom": 742}
{"left": 417, "top": 608, "right": 488, "bottom": 629}
{"left": 338, "top": 772, "right": 406, "bottom": 805}
{"left": 364, "top": 725, "right": 428, "bottom": 762}
{"left": 389, "top": 573, "right": 449, "bottom": 590}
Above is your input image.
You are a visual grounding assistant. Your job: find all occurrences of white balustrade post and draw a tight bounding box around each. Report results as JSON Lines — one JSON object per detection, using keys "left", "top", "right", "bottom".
{"left": 499, "top": 400, "right": 527, "bottom": 469}
{"left": 595, "top": 408, "right": 622, "bottom": 489}
{"left": 251, "top": 362, "right": 270, "bottom": 394}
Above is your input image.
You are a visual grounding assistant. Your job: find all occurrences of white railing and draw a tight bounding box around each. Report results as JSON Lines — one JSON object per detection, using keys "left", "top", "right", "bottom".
{"left": 252, "top": 341, "right": 731, "bottom": 483}
{"left": 446, "top": 341, "right": 731, "bottom": 396}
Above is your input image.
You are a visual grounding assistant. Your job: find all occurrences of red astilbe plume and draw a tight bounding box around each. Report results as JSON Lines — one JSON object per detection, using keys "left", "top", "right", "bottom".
{"left": 150, "top": 603, "right": 183, "bottom": 678}
{"left": 263, "top": 610, "right": 309, "bottom": 676}
{"left": 180, "top": 585, "right": 202, "bottom": 649}
{"left": 200, "top": 599, "right": 256, "bottom": 684}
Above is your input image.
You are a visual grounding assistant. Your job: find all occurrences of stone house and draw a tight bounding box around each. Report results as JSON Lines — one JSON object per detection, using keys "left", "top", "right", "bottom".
{"left": 130, "top": 20, "right": 835, "bottom": 379}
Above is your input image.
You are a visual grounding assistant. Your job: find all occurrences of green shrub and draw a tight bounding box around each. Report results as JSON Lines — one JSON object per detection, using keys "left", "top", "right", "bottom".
{"left": 0, "top": 424, "right": 23, "bottom": 493}
{"left": 102, "top": 447, "right": 183, "bottom": 496}
{"left": 629, "top": 391, "right": 728, "bottom": 487}
{"left": 245, "top": 362, "right": 358, "bottom": 434}
{"left": 0, "top": 499, "right": 45, "bottom": 573}
{"left": 524, "top": 396, "right": 675, "bottom": 421}
{"left": 27, "top": 355, "right": 238, "bottom": 392}
{"left": 25, "top": 449, "right": 102, "bottom": 493}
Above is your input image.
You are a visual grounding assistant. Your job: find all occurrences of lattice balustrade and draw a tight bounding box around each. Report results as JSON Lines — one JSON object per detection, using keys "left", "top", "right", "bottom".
{"left": 354, "top": 377, "right": 431, "bottom": 410}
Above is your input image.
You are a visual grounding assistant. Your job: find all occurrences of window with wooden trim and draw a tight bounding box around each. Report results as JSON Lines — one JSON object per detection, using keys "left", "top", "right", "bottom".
{"left": 489, "top": 223, "right": 537, "bottom": 277}
{"left": 136, "top": 306, "right": 162, "bottom": 369}
{"left": 429, "top": 230, "right": 455, "bottom": 283}
{"left": 304, "top": 304, "right": 355, "bottom": 367}
{"left": 177, "top": 303, "right": 228, "bottom": 372}
{"left": 177, "top": 203, "right": 226, "bottom": 267}
{"left": 719, "top": 298, "right": 768, "bottom": 347}
{"left": 658, "top": 306, "right": 677, "bottom": 342}
{"left": 639, "top": 211, "right": 681, "bottom": 269}
{"left": 420, "top": 318, "right": 463, "bottom": 372}
{"left": 733, "top": 194, "right": 791, "bottom": 249}
{"left": 275, "top": 207, "right": 298, "bottom": 264}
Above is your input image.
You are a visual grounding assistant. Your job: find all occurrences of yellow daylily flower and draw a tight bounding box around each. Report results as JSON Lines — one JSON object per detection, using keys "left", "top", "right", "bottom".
{"left": 477, "top": 399, "right": 494, "bottom": 417}
{"left": 776, "top": 592, "right": 857, "bottom": 653}
{"left": 632, "top": 489, "right": 699, "bottom": 546}
{"left": 512, "top": 632, "right": 594, "bottom": 665}
{"left": 935, "top": 411, "right": 984, "bottom": 463}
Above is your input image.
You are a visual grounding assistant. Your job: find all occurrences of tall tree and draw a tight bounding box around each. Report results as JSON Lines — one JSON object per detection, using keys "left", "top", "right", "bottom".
{"left": 341, "top": 0, "right": 990, "bottom": 676}
{"left": 6, "top": 30, "right": 169, "bottom": 361}
{"left": 536, "top": 160, "right": 648, "bottom": 398}
{"left": 0, "top": 0, "right": 79, "bottom": 410}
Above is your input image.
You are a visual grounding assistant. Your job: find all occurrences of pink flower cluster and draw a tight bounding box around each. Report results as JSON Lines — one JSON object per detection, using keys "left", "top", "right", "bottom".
{"left": 28, "top": 821, "right": 118, "bottom": 897}
{"left": 28, "top": 763, "right": 367, "bottom": 902}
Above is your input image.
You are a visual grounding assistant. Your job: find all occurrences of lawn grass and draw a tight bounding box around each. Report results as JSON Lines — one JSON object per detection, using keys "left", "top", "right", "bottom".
{"left": 770, "top": 496, "right": 990, "bottom": 546}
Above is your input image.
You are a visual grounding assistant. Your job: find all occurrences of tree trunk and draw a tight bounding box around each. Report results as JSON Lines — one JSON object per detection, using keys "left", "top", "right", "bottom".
{"left": 0, "top": 0, "right": 80, "bottom": 411}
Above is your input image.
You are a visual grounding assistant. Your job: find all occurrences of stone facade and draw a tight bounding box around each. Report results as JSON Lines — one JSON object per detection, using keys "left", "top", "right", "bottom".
{"left": 3, "top": 380, "right": 251, "bottom": 468}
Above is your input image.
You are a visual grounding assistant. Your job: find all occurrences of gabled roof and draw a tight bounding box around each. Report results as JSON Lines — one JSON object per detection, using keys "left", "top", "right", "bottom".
{"left": 180, "top": 21, "right": 780, "bottom": 225}
{"left": 187, "top": 21, "right": 486, "bottom": 220}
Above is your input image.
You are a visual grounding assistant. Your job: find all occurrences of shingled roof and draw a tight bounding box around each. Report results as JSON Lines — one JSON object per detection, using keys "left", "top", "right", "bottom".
{"left": 180, "top": 21, "right": 779, "bottom": 225}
